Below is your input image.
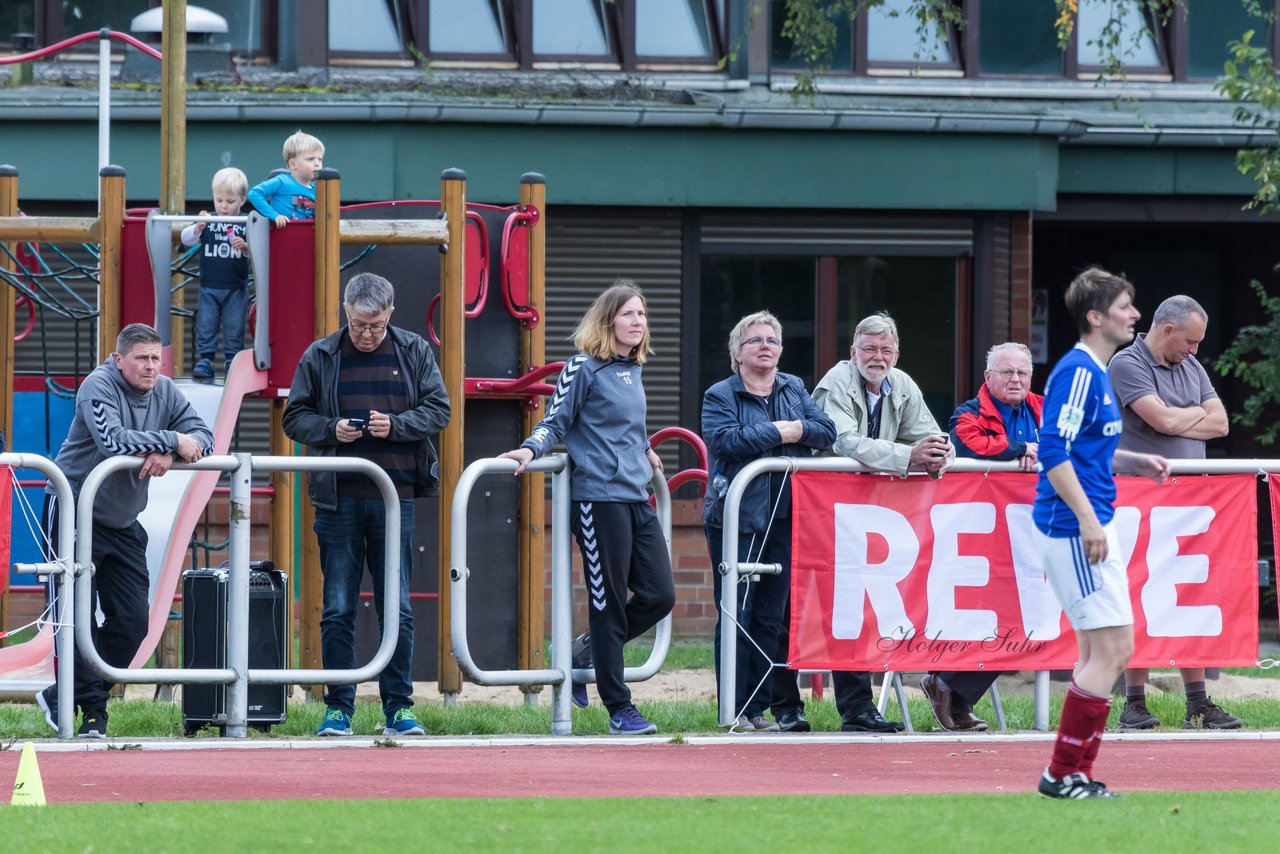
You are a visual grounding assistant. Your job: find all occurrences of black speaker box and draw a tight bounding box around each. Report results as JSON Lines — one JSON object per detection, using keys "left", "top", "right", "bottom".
{"left": 182, "top": 566, "right": 288, "bottom": 734}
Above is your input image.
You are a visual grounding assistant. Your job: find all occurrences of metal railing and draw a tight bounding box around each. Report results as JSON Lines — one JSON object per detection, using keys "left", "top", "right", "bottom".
{"left": 718, "top": 456, "right": 1276, "bottom": 731}
{"left": 7, "top": 453, "right": 78, "bottom": 737}
{"left": 71, "top": 453, "right": 402, "bottom": 738}
{"left": 449, "top": 453, "right": 673, "bottom": 736}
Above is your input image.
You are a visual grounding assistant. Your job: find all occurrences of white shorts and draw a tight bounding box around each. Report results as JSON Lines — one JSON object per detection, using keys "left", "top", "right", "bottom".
{"left": 1034, "top": 522, "right": 1133, "bottom": 631}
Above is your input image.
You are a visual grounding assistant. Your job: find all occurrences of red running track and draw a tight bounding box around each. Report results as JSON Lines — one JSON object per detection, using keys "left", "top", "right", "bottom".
{"left": 2, "top": 739, "right": 1279, "bottom": 804}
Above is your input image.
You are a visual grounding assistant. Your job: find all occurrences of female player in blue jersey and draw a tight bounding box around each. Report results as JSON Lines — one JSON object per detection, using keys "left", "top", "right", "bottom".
{"left": 1033, "top": 267, "right": 1171, "bottom": 800}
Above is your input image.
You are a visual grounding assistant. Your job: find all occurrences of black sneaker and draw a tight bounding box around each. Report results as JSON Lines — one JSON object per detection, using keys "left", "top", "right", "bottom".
{"left": 77, "top": 709, "right": 108, "bottom": 739}
{"left": 841, "top": 706, "right": 905, "bottom": 733}
{"left": 1038, "top": 767, "right": 1120, "bottom": 799}
{"left": 1117, "top": 699, "right": 1159, "bottom": 730}
{"left": 35, "top": 685, "right": 57, "bottom": 733}
{"left": 1184, "top": 698, "right": 1242, "bottom": 730}
{"left": 775, "top": 709, "right": 812, "bottom": 733}
{"left": 570, "top": 632, "right": 592, "bottom": 709}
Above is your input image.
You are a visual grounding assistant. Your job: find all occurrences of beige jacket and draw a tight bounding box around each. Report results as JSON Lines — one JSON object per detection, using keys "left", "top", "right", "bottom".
{"left": 812, "top": 361, "right": 951, "bottom": 477}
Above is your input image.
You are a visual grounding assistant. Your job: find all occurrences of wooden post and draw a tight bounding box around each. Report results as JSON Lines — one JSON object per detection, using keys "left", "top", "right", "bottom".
{"left": 161, "top": 0, "right": 188, "bottom": 370}
{"left": 0, "top": 164, "right": 15, "bottom": 641}
{"left": 314, "top": 169, "right": 342, "bottom": 335}
{"left": 98, "top": 166, "right": 126, "bottom": 361}
{"left": 518, "top": 173, "right": 547, "bottom": 687}
{"left": 437, "top": 168, "right": 467, "bottom": 696}
{"left": 297, "top": 167, "right": 343, "bottom": 694}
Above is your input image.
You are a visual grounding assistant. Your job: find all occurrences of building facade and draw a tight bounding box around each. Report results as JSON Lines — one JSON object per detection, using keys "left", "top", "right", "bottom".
{"left": 2, "top": 0, "right": 1275, "bottom": 637}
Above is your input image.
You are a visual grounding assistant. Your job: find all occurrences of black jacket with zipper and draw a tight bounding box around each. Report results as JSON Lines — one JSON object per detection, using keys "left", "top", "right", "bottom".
{"left": 282, "top": 325, "right": 450, "bottom": 510}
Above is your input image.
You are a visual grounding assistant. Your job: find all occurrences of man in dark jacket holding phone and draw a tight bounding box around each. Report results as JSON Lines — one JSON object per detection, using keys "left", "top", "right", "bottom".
{"left": 284, "top": 272, "right": 450, "bottom": 738}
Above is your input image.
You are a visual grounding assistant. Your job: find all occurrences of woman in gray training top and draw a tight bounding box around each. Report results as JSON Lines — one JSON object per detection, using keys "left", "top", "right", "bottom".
{"left": 500, "top": 280, "right": 675, "bottom": 736}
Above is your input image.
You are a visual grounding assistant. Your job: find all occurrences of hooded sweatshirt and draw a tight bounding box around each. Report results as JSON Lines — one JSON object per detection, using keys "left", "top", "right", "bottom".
{"left": 50, "top": 357, "right": 214, "bottom": 528}
{"left": 521, "top": 353, "right": 651, "bottom": 502}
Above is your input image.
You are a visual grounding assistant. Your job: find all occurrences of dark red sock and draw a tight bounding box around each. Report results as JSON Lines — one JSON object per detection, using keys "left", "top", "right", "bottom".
{"left": 1049, "top": 682, "right": 1111, "bottom": 779}
{"left": 1077, "top": 694, "right": 1112, "bottom": 777}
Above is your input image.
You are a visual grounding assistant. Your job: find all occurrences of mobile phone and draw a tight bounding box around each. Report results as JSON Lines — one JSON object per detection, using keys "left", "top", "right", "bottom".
{"left": 347, "top": 417, "right": 367, "bottom": 430}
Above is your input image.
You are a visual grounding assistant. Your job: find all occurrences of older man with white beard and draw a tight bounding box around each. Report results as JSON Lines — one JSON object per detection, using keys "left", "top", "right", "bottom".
{"left": 812, "top": 312, "right": 954, "bottom": 733}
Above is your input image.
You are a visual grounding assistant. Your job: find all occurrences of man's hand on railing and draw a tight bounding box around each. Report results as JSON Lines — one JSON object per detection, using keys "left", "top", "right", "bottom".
{"left": 175, "top": 433, "right": 204, "bottom": 463}
{"left": 1019, "top": 441, "right": 1039, "bottom": 472}
{"left": 137, "top": 451, "right": 173, "bottom": 479}
{"left": 910, "top": 434, "right": 951, "bottom": 473}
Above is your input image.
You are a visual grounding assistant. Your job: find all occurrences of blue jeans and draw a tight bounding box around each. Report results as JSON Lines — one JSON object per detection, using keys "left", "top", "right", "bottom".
{"left": 313, "top": 497, "right": 416, "bottom": 717}
{"left": 195, "top": 286, "right": 248, "bottom": 365}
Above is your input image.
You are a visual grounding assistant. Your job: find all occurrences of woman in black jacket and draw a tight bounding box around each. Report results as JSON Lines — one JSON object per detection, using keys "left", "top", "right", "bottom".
{"left": 701, "top": 310, "right": 835, "bottom": 732}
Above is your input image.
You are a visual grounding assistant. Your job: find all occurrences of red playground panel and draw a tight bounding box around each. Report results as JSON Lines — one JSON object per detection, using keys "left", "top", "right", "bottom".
{"left": 119, "top": 214, "right": 317, "bottom": 392}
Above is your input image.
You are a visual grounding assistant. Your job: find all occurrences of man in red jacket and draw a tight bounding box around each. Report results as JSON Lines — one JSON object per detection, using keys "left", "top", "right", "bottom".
{"left": 919, "top": 342, "right": 1043, "bottom": 732}
{"left": 949, "top": 341, "right": 1044, "bottom": 470}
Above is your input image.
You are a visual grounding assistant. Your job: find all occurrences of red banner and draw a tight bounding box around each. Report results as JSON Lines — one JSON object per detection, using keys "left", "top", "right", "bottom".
{"left": 1269, "top": 478, "right": 1280, "bottom": 623}
{"left": 790, "top": 472, "right": 1258, "bottom": 671}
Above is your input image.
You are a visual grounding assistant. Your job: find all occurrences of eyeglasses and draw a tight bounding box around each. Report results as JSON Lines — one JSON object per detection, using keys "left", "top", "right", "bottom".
{"left": 743, "top": 336, "right": 782, "bottom": 348}
{"left": 991, "top": 369, "right": 1031, "bottom": 379}
{"left": 857, "top": 346, "right": 897, "bottom": 358}
{"left": 349, "top": 321, "right": 388, "bottom": 336}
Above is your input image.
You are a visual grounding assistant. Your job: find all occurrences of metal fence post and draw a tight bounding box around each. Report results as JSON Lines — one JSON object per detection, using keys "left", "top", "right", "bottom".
{"left": 550, "top": 460, "right": 573, "bottom": 736}
{"left": 224, "top": 452, "right": 253, "bottom": 737}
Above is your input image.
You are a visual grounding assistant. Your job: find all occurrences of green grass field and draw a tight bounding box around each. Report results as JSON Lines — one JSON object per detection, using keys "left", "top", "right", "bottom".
{"left": 3, "top": 687, "right": 1277, "bottom": 739}
{"left": 1, "top": 792, "right": 1275, "bottom": 851}
{"left": 4, "top": 636, "right": 1279, "bottom": 737}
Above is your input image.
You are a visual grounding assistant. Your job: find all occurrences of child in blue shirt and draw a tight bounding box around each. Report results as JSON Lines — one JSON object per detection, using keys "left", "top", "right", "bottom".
{"left": 181, "top": 167, "right": 250, "bottom": 382}
{"left": 248, "top": 130, "right": 324, "bottom": 227}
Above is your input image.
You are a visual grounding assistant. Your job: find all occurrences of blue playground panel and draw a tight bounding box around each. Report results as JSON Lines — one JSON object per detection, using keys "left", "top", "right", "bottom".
{"left": 8, "top": 390, "right": 75, "bottom": 586}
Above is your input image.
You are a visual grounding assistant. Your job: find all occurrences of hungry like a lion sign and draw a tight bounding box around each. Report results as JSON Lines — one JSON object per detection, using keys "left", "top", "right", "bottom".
{"left": 788, "top": 472, "right": 1258, "bottom": 671}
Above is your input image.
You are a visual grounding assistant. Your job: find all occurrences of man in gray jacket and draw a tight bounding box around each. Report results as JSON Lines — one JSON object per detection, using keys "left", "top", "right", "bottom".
{"left": 812, "top": 312, "right": 954, "bottom": 732}
{"left": 37, "top": 323, "right": 213, "bottom": 738}
{"left": 283, "top": 272, "right": 450, "bottom": 738}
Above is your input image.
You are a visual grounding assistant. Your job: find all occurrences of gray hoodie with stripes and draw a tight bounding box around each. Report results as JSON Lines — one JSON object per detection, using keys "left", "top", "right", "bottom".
{"left": 521, "top": 353, "right": 652, "bottom": 503}
{"left": 49, "top": 358, "right": 214, "bottom": 528}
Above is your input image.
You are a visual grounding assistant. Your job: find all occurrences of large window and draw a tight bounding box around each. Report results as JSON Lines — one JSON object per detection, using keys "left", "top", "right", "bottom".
{"left": 835, "top": 256, "right": 957, "bottom": 420}
{"left": 0, "top": 1, "right": 37, "bottom": 47}
{"left": 329, "top": 0, "right": 404, "bottom": 55}
{"left": 699, "top": 256, "right": 816, "bottom": 395}
{"left": 698, "top": 251, "right": 961, "bottom": 423}
{"left": 977, "top": 0, "right": 1061, "bottom": 76}
{"left": 770, "top": 0, "right": 961, "bottom": 77}
{"left": 419, "top": 0, "right": 724, "bottom": 69}
{"left": 1184, "top": 0, "right": 1261, "bottom": 79}
{"left": 26, "top": 0, "right": 269, "bottom": 56}
{"left": 62, "top": 0, "right": 145, "bottom": 37}
{"left": 634, "top": 0, "right": 717, "bottom": 61}
{"left": 196, "top": 0, "right": 269, "bottom": 55}
{"left": 770, "top": 0, "right": 1278, "bottom": 82}
{"left": 532, "top": 0, "right": 613, "bottom": 59}
{"left": 864, "top": 0, "right": 959, "bottom": 68}
{"left": 1075, "top": 0, "right": 1167, "bottom": 75}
